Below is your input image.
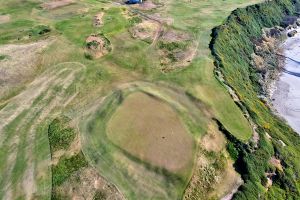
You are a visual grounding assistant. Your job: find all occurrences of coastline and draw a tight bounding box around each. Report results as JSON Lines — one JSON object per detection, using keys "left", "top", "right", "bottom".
{"left": 271, "top": 27, "right": 300, "bottom": 134}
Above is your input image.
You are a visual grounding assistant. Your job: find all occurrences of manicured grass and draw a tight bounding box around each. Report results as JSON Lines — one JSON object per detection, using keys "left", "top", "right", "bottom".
{"left": 107, "top": 92, "right": 195, "bottom": 174}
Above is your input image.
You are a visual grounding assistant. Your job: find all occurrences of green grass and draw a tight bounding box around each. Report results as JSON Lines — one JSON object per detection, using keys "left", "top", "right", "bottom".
{"left": 211, "top": 0, "right": 300, "bottom": 198}
{"left": 5, "top": 0, "right": 298, "bottom": 199}
{"left": 80, "top": 85, "right": 207, "bottom": 200}
{"left": 52, "top": 152, "right": 88, "bottom": 187}
{"left": 48, "top": 117, "right": 76, "bottom": 152}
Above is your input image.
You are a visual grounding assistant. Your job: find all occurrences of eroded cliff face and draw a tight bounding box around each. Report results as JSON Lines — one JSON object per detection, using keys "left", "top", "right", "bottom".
{"left": 210, "top": 0, "right": 300, "bottom": 199}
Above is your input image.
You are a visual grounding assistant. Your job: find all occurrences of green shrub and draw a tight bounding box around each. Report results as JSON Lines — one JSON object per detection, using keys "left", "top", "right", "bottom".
{"left": 210, "top": 0, "right": 300, "bottom": 198}
{"left": 52, "top": 152, "right": 88, "bottom": 186}
{"left": 48, "top": 117, "right": 76, "bottom": 152}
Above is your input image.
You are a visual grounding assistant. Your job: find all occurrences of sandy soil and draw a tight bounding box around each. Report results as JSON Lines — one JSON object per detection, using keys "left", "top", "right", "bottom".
{"left": 107, "top": 92, "right": 195, "bottom": 173}
{"left": 56, "top": 167, "right": 124, "bottom": 200}
{"left": 85, "top": 34, "right": 110, "bottom": 58}
{"left": 272, "top": 27, "right": 300, "bottom": 134}
{"left": 93, "top": 12, "right": 104, "bottom": 27}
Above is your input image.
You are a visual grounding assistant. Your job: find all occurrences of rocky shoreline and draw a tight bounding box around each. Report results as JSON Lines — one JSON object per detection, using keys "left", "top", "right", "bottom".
{"left": 252, "top": 16, "right": 300, "bottom": 134}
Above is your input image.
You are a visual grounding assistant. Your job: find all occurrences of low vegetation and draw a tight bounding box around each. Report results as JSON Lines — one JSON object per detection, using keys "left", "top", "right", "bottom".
{"left": 211, "top": 0, "right": 300, "bottom": 198}
{"left": 48, "top": 117, "right": 76, "bottom": 152}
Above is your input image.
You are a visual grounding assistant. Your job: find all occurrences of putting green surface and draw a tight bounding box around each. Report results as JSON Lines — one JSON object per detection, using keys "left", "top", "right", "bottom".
{"left": 107, "top": 92, "right": 195, "bottom": 173}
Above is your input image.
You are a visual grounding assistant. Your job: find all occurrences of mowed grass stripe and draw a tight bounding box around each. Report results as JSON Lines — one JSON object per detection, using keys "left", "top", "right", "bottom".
{"left": 0, "top": 62, "right": 85, "bottom": 199}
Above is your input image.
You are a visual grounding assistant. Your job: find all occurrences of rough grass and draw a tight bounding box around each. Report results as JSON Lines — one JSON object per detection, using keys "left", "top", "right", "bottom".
{"left": 211, "top": 0, "right": 300, "bottom": 198}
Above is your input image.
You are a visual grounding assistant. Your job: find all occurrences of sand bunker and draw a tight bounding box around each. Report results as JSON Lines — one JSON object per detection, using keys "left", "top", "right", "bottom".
{"left": 41, "top": 0, "right": 74, "bottom": 10}
{"left": 85, "top": 34, "right": 111, "bottom": 59}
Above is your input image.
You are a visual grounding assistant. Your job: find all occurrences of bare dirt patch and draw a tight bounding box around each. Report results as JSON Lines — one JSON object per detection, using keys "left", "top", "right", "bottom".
{"left": 161, "top": 29, "right": 191, "bottom": 43}
{"left": 85, "top": 34, "right": 111, "bottom": 59}
{"left": 129, "top": 20, "right": 160, "bottom": 42}
{"left": 55, "top": 167, "right": 124, "bottom": 200}
{"left": 93, "top": 12, "right": 104, "bottom": 27}
{"left": 107, "top": 92, "right": 195, "bottom": 174}
{"left": 41, "top": 0, "right": 74, "bottom": 10}
{"left": 0, "top": 40, "right": 51, "bottom": 100}
{"left": 0, "top": 14, "right": 10, "bottom": 24}
{"left": 135, "top": 0, "right": 159, "bottom": 10}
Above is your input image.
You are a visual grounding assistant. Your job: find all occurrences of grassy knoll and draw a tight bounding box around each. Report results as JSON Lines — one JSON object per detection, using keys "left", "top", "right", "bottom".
{"left": 211, "top": 0, "right": 300, "bottom": 198}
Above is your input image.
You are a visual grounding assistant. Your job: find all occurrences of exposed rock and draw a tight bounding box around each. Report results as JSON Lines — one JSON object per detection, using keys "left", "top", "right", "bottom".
{"left": 287, "top": 30, "right": 297, "bottom": 37}
{"left": 269, "top": 157, "right": 283, "bottom": 172}
{"left": 281, "top": 16, "right": 298, "bottom": 28}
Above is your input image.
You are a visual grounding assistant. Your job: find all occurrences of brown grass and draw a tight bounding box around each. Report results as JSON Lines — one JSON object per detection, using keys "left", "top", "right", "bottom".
{"left": 41, "top": 0, "right": 74, "bottom": 10}
{"left": 201, "top": 122, "right": 226, "bottom": 152}
{"left": 55, "top": 167, "right": 125, "bottom": 200}
{"left": 107, "top": 92, "right": 195, "bottom": 174}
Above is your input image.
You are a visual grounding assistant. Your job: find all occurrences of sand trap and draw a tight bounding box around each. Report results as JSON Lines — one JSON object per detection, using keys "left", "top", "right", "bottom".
{"left": 41, "top": 0, "right": 74, "bottom": 10}
{"left": 0, "top": 15, "right": 10, "bottom": 24}
{"left": 107, "top": 92, "right": 195, "bottom": 173}
{"left": 85, "top": 34, "right": 111, "bottom": 58}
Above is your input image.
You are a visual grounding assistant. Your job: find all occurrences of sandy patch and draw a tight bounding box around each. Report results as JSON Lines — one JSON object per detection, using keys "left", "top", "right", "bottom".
{"left": 93, "top": 12, "right": 104, "bottom": 27}
{"left": 55, "top": 167, "right": 124, "bottom": 200}
{"left": 107, "top": 92, "right": 195, "bottom": 173}
{"left": 0, "top": 14, "right": 10, "bottom": 24}
{"left": 85, "top": 34, "right": 111, "bottom": 59}
{"left": 41, "top": 0, "right": 74, "bottom": 10}
{"left": 272, "top": 28, "right": 300, "bottom": 134}
{"left": 136, "top": 0, "right": 158, "bottom": 10}
{"left": 130, "top": 20, "right": 160, "bottom": 42}
{"left": 161, "top": 29, "right": 191, "bottom": 42}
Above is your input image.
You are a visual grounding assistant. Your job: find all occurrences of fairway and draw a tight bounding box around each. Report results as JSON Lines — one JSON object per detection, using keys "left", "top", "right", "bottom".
{"left": 107, "top": 92, "right": 194, "bottom": 173}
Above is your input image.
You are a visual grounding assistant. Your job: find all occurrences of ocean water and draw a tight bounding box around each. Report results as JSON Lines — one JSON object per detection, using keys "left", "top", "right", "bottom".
{"left": 272, "top": 29, "right": 300, "bottom": 134}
